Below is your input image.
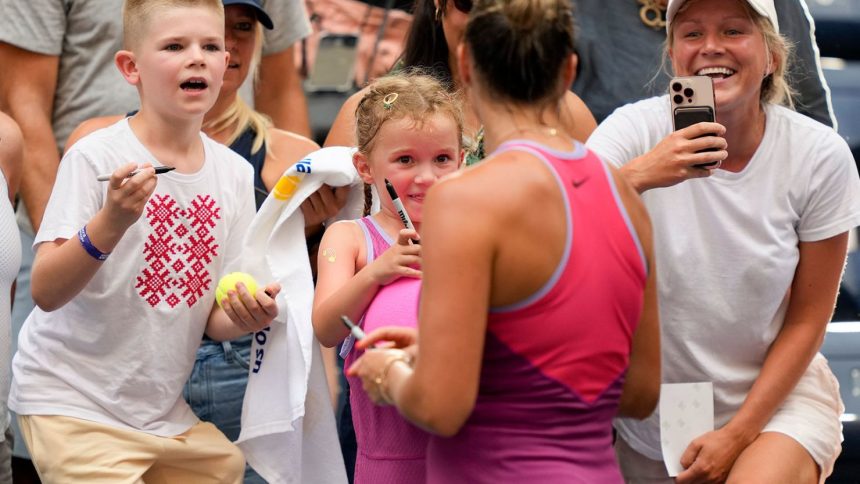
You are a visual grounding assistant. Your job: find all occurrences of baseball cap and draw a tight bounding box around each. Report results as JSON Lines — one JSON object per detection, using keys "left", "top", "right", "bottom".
{"left": 222, "top": 0, "right": 274, "bottom": 30}
{"left": 666, "top": 0, "right": 779, "bottom": 34}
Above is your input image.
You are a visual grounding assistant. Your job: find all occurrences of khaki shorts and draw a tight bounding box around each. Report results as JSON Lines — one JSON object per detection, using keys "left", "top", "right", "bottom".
{"left": 18, "top": 415, "right": 245, "bottom": 484}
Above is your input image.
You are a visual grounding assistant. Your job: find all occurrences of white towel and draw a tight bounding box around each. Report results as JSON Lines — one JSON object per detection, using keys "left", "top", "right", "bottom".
{"left": 237, "top": 146, "right": 367, "bottom": 484}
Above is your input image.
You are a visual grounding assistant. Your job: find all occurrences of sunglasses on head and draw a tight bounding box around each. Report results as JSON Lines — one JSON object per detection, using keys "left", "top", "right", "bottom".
{"left": 451, "top": 0, "right": 472, "bottom": 13}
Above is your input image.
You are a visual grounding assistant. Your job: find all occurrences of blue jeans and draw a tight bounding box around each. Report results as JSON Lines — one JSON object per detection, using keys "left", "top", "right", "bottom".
{"left": 183, "top": 335, "right": 264, "bottom": 484}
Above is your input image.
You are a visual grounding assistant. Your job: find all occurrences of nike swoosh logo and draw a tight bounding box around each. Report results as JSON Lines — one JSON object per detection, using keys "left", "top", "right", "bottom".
{"left": 572, "top": 176, "right": 589, "bottom": 188}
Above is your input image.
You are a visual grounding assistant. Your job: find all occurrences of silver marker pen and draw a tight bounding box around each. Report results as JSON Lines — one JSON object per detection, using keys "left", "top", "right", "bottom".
{"left": 340, "top": 315, "right": 367, "bottom": 341}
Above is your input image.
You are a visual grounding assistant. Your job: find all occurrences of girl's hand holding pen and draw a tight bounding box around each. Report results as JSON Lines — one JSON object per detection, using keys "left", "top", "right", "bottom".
{"left": 368, "top": 228, "right": 422, "bottom": 285}
{"left": 221, "top": 282, "right": 282, "bottom": 333}
{"left": 103, "top": 162, "right": 158, "bottom": 230}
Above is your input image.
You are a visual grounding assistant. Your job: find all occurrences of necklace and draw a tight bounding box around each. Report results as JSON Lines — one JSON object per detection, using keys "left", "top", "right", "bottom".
{"left": 490, "top": 124, "right": 573, "bottom": 154}
{"left": 498, "top": 125, "right": 560, "bottom": 143}
{"left": 638, "top": 0, "right": 667, "bottom": 30}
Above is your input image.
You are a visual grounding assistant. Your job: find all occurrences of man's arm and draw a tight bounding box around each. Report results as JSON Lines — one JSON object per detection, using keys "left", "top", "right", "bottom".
{"left": 256, "top": 44, "right": 312, "bottom": 137}
{"left": 778, "top": 0, "right": 836, "bottom": 127}
{"left": 0, "top": 111, "right": 23, "bottom": 204}
{"left": 0, "top": 43, "right": 60, "bottom": 231}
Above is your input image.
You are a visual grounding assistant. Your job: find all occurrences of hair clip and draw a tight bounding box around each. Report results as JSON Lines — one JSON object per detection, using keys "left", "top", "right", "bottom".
{"left": 383, "top": 93, "right": 399, "bottom": 110}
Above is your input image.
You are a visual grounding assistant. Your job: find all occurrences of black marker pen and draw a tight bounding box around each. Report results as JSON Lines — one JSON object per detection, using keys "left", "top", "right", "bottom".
{"left": 97, "top": 165, "right": 175, "bottom": 182}
{"left": 384, "top": 179, "right": 419, "bottom": 244}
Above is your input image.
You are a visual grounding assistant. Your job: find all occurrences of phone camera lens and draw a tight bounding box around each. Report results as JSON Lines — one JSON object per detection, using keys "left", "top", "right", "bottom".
{"left": 673, "top": 94, "right": 684, "bottom": 105}
{"left": 684, "top": 87, "right": 694, "bottom": 97}
{"left": 672, "top": 82, "right": 682, "bottom": 92}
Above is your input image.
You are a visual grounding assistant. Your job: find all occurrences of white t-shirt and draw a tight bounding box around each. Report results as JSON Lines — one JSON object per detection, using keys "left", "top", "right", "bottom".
{"left": 587, "top": 96, "right": 860, "bottom": 459}
{"left": 9, "top": 118, "right": 255, "bottom": 437}
{"left": 0, "top": 172, "right": 21, "bottom": 439}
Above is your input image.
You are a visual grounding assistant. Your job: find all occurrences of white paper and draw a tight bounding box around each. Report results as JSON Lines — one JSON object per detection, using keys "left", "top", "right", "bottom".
{"left": 659, "top": 382, "right": 714, "bottom": 476}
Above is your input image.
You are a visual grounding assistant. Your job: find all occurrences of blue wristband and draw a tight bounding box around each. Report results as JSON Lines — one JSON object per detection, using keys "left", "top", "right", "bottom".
{"left": 78, "top": 225, "right": 111, "bottom": 261}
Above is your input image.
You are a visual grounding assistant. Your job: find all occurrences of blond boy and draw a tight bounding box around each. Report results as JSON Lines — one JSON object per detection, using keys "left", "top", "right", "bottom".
{"left": 8, "top": 1, "right": 281, "bottom": 481}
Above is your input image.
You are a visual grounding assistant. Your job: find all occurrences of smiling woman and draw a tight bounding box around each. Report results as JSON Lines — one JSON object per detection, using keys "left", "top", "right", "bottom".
{"left": 668, "top": 0, "right": 794, "bottom": 128}
{"left": 586, "top": 0, "right": 860, "bottom": 482}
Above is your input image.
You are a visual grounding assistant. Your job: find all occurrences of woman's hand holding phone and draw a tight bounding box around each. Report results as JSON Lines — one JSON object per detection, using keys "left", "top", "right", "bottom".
{"left": 623, "top": 123, "right": 728, "bottom": 192}
{"left": 671, "top": 75, "right": 726, "bottom": 168}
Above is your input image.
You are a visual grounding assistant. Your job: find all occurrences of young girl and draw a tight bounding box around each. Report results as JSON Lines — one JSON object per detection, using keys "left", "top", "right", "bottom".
{"left": 312, "top": 72, "right": 464, "bottom": 483}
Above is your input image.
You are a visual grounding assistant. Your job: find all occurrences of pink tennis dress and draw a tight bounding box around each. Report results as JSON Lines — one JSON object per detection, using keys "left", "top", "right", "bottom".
{"left": 426, "top": 140, "right": 648, "bottom": 483}
{"left": 345, "top": 216, "right": 428, "bottom": 483}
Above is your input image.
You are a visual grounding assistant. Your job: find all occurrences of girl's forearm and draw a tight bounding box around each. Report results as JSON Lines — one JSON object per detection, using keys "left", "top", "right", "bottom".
{"left": 313, "top": 265, "right": 381, "bottom": 347}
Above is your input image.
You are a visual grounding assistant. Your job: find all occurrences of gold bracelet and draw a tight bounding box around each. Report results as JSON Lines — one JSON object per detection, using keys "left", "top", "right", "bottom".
{"left": 376, "top": 353, "right": 413, "bottom": 404}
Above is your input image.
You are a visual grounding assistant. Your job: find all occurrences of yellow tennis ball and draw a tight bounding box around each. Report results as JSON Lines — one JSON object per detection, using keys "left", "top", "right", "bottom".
{"left": 215, "top": 272, "right": 259, "bottom": 309}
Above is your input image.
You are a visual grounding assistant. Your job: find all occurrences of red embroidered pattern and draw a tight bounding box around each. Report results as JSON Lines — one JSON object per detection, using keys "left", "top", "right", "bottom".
{"left": 135, "top": 194, "right": 222, "bottom": 308}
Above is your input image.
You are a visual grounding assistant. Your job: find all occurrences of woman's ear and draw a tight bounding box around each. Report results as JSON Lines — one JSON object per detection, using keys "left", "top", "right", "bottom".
{"left": 564, "top": 53, "right": 578, "bottom": 88}
{"left": 353, "top": 151, "right": 374, "bottom": 185}
{"left": 115, "top": 50, "right": 140, "bottom": 85}
{"left": 765, "top": 50, "right": 776, "bottom": 77}
{"left": 457, "top": 43, "right": 471, "bottom": 88}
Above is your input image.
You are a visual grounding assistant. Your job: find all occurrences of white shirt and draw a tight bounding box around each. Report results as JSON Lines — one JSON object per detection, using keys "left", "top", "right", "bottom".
{"left": 587, "top": 96, "right": 860, "bottom": 459}
{"left": 0, "top": 171, "right": 21, "bottom": 439}
{"left": 9, "top": 119, "right": 255, "bottom": 437}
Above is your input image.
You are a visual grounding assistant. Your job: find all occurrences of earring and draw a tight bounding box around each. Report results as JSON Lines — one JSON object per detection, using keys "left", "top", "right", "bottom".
{"left": 435, "top": 5, "right": 442, "bottom": 21}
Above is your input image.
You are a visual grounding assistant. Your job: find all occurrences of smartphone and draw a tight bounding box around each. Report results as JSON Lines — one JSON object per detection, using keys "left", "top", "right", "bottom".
{"left": 670, "top": 76, "right": 719, "bottom": 167}
{"left": 305, "top": 34, "right": 359, "bottom": 93}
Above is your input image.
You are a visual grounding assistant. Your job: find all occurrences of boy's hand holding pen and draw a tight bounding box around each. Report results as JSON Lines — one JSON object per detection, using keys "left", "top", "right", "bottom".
{"left": 101, "top": 162, "right": 160, "bottom": 230}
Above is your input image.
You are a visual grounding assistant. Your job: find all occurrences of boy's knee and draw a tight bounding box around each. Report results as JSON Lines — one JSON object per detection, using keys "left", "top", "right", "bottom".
{"left": 221, "top": 443, "right": 247, "bottom": 483}
{"left": 196, "top": 425, "right": 245, "bottom": 482}
{"left": 226, "top": 442, "right": 245, "bottom": 471}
